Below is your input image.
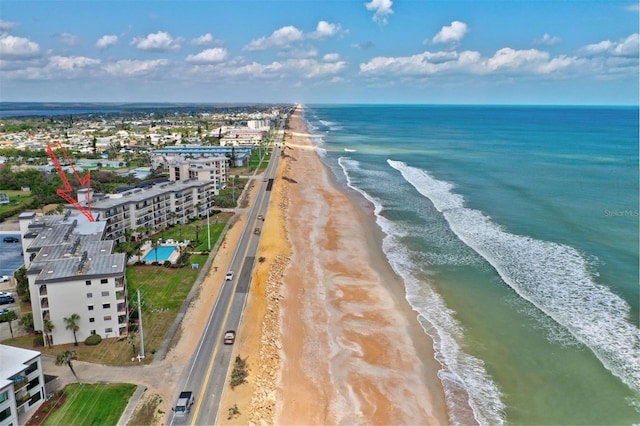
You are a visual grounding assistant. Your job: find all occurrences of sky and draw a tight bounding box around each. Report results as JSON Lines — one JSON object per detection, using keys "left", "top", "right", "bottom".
{"left": 0, "top": 0, "right": 638, "bottom": 105}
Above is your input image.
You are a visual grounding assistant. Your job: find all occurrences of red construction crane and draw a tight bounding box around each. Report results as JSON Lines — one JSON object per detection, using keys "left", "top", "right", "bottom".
{"left": 46, "top": 141, "right": 95, "bottom": 222}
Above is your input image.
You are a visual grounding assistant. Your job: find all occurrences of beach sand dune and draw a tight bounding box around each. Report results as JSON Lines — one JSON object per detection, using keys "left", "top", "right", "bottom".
{"left": 275, "top": 107, "right": 449, "bottom": 425}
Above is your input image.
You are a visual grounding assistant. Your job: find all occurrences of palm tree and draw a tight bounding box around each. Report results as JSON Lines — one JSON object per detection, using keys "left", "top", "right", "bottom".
{"left": 152, "top": 238, "right": 159, "bottom": 263}
{"left": 64, "top": 313, "right": 80, "bottom": 346}
{"left": 43, "top": 319, "right": 55, "bottom": 348}
{"left": 0, "top": 310, "right": 18, "bottom": 338}
{"left": 56, "top": 350, "right": 78, "bottom": 381}
{"left": 134, "top": 245, "right": 143, "bottom": 263}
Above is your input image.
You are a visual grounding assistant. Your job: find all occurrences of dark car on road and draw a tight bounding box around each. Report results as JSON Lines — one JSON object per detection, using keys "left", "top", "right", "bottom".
{"left": 3, "top": 237, "right": 19, "bottom": 243}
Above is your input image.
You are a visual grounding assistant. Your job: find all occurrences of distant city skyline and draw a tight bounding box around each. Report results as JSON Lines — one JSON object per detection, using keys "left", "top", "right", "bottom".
{"left": 1, "top": 1, "right": 638, "bottom": 105}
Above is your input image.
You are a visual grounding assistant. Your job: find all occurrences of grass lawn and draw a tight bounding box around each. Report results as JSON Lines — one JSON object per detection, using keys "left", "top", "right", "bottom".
{"left": 159, "top": 213, "right": 231, "bottom": 252}
{"left": 3, "top": 254, "right": 208, "bottom": 365}
{"left": 0, "top": 190, "right": 33, "bottom": 216}
{"left": 43, "top": 383, "right": 136, "bottom": 426}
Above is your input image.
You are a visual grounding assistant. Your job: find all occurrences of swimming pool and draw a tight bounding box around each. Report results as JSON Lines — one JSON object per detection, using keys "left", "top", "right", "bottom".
{"left": 143, "top": 245, "right": 177, "bottom": 262}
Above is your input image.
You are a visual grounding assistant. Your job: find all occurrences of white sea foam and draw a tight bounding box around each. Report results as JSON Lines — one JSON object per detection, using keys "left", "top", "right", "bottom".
{"left": 388, "top": 159, "right": 640, "bottom": 395}
{"left": 338, "top": 157, "right": 506, "bottom": 425}
{"left": 344, "top": 148, "right": 357, "bottom": 152}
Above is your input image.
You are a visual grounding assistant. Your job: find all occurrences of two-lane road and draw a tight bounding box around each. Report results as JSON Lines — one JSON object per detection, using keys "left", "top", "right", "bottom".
{"left": 169, "top": 124, "right": 284, "bottom": 426}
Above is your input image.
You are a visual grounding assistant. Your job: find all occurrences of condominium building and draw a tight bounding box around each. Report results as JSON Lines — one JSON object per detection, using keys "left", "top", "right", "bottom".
{"left": 151, "top": 145, "right": 253, "bottom": 169}
{"left": 18, "top": 212, "right": 128, "bottom": 346}
{"left": 80, "top": 179, "right": 217, "bottom": 243}
{"left": 0, "top": 345, "right": 46, "bottom": 425}
{"left": 168, "top": 157, "right": 228, "bottom": 188}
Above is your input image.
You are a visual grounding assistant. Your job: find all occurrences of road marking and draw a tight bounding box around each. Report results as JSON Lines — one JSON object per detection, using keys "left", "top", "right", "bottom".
{"left": 191, "top": 189, "right": 265, "bottom": 425}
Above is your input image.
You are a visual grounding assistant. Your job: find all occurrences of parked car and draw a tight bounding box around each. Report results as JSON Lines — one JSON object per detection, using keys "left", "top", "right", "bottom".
{"left": 0, "top": 276, "right": 9, "bottom": 283}
{"left": 254, "top": 227, "right": 261, "bottom": 235}
{"left": 257, "top": 215, "right": 264, "bottom": 221}
{"left": 0, "top": 295, "right": 15, "bottom": 305}
{"left": 0, "top": 308, "right": 11, "bottom": 315}
{"left": 225, "top": 271, "right": 234, "bottom": 281}
{"left": 3, "top": 237, "right": 19, "bottom": 243}
{"left": 224, "top": 330, "right": 236, "bottom": 345}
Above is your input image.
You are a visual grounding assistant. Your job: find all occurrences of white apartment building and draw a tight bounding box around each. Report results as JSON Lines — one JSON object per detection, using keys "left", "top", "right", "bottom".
{"left": 220, "top": 129, "right": 266, "bottom": 147}
{"left": 18, "top": 212, "right": 128, "bottom": 345}
{"left": 81, "top": 179, "right": 217, "bottom": 243}
{"left": 0, "top": 345, "right": 46, "bottom": 425}
{"left": 168, "top": 157, "right": 228, "bottom": 188}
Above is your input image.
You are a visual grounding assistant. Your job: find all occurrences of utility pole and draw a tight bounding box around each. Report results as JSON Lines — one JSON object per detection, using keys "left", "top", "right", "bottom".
{"left": 137, "top": 289, "right": 145, "bottom": 361}
{"left": 206, "top": 207, "right": 211, "bottom": 251}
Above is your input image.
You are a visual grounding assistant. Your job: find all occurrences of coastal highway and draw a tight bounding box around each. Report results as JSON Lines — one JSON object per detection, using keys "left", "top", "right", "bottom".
{"left": 168, "top": 123, "right": 284, "bottom": 426}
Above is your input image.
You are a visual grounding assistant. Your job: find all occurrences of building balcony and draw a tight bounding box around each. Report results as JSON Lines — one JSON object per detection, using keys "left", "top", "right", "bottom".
{"left": 40, "top": 298, "right": 48, "bottom": 309}
{"left": 117, "top": 303, "right": 127, "bottom": 313}
{"left": 115, "top": 277, "right": 125, "bottom": 289}
{"left": 39, "top": 285, "right": 47, "bottom": 296}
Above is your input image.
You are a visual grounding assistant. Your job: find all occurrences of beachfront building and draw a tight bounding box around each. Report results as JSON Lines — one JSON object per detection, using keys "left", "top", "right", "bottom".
{"left": 18, "top": 211, "right": 128, "bottom": 346}
{"left": 220, "top": 129, "right": 266, "bottom": 147}
{"left": 151, "top": 145, "right": 253, "bottom": 169}
{"left": 0, "top": 345, "right": 46, "bottom": 424}
{"left": 168, "top": 157, "right": 228, "bottom": 189}
{"left": 78, "top": 179, "right": 217, "bottom": 243}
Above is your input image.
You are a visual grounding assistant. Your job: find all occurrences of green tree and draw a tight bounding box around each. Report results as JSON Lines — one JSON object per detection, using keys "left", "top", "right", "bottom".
{"left": 19, "top": 313, "right": 34, "bottom": 333}
{"left": 64, "top": 313, "right": 80, "bottom": 346}
{"left": 55, "top": 350, "right": 78, "bottom": 380}
{"left": 14, "top": 267, "right": 28, "bottom": 297}
{"left": 43, "top": 319, "right": 55, "bottom": 348}
{"left": 0, "top": 310, "right": 18, "bottom": 338}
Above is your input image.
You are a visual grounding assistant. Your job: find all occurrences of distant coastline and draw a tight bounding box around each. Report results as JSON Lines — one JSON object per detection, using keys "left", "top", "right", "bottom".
{"left": 0, "top": 102, "right": 292, "bottom": 119}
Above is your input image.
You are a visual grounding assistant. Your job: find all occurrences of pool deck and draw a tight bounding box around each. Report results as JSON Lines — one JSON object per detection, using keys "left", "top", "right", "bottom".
{"left": 130, "top": 239, "right": 190, "bottom": 264}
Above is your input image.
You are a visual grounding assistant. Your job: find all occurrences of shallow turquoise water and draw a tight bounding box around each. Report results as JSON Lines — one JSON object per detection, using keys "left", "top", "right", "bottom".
{"left": 305, "top": 105, "right": 640, "bottom": 425}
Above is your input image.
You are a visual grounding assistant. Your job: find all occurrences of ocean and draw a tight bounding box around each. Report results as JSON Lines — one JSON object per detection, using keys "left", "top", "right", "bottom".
{"left": 303, "top": 105, "right": 639, "bottom": 425}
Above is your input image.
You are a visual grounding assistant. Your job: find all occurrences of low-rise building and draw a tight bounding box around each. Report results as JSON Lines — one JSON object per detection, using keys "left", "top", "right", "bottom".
{"left": 168, "top": 157, "right": 228, "bottom": 188}
{"left": 0, "top": 345, "right": 46, "bottom": 424}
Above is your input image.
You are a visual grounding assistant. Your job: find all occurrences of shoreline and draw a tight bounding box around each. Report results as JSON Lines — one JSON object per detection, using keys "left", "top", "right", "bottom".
{"left": 275, "top": 106, "right": 449, "bottom": 424}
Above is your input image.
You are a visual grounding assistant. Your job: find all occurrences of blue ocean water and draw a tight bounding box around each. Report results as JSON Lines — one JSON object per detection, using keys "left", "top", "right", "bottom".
{"left": 303, "top": 105, "right": 639, "bottom": 425}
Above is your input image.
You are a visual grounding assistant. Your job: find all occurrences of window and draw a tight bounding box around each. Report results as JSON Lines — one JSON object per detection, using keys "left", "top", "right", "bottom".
{"left": 104, "top": 315, "right": 112, "bottom": 321}
{"left": 88, "top": 305, "right": 94, "bottom": 311}
{"left": 0, "top": 390, "right": 8, "bottom": 404}
{"left": 0, "top": 406, "right": 11, "bottom": 422}
{"left": 101, "top": 291, "right": 109, "bottom": 297}
{"left": 27, "top": 377, "right": 40, "bottom": 391}
{"left": 105, "top": 327, "right": 113, "bottom": 333}
{"left": 86, "top": 292, "right": 93, "bottom": 298}
{"left": 101, "top": 278, "right": 108, "bottom": 284}
{"left": 90, "top": 330, "right": 96, "bottom": 335}
{"left": 29, "top": 392, "right": 42, "bottom": 406}
{"left": 89, "top": 318, "right": 95, "bottom": 323}
{"left": 25, "top": 362, "right": 38, "bottom": 375}
{"left": 85, "top": 280, "right": 91, "bottom": 286}
{"left": 102, "top": 303, "right": 111, "bottom": 309}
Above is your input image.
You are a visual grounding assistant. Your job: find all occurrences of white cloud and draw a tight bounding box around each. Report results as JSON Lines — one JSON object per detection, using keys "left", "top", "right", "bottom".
{"left": 131, "top": 31, "right": 181, "bottom": 52}
{"left": 432, "top": 21, "right": 468, "bottom": 45}
{"left": 245, "top": 21, "right": 343, "bottom": 51}
{"left": 103, "top": 59, "right": 169, "bottom": 76}
{"left": 353, "top": 41, "right": 375, "bottom": 50}
{"left": 311, "top": 21, "right": 343, "bottom": 39}
{"left": 47, "top": 55, "right": 99, "bottom": 71}
{"left": 0, "top": 33, "right": 40, "bottom": 59}
{"left": 323, "top": 53, "right": 340, "bottom": 62}
{"left": 186, "top": 47, "right": 228, "bottom": 63}
{"left": 285, "top": 58, "right": 347, "bottom": 78}
{"left": 534, "top": 33, "right": 561, "bottom": 46}
{"left": 0, "top": 20, "right": 19, "bottom": 31}
{"left": 245, "top": 26, "right": 303, "bottom": 51}
{"left": 359, "top": 47, "right": 577, "bottom": 77}
{"left": 96, "top": 35, "right": 118, "bottom": 50}
{"left": 55, "top": 32, "right": 81, "bottom": 46}
{"left": 191, "top": 33, "right": 215, "bottom": 46}
{"left": 365, "top": 0, "right": 394, "bottom": 25}
{"left": 582, "top": 33, "right": 639, "bottom": 57}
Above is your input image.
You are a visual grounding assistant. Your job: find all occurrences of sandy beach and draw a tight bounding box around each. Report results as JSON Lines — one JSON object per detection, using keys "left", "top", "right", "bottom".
{"left": 213, "top": 106, "right": 449, "bottom": 425}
